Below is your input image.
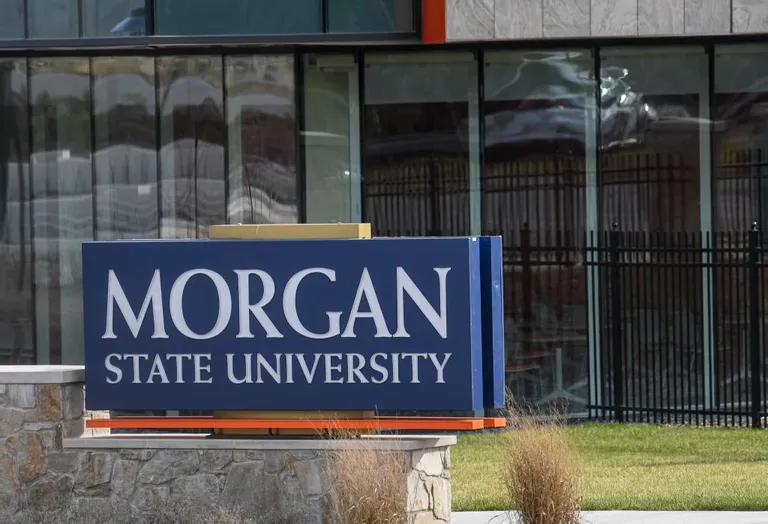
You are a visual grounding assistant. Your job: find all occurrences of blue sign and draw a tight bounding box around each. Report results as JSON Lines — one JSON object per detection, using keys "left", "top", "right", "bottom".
{"left": 82, "top": 237, "right": 486, "bottom": 412}
{"left": 479, "top": 236, "right": 505, "bottom": 410}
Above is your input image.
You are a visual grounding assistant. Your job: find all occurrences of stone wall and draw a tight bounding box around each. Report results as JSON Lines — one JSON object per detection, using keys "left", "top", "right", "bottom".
{"left": 48, "top": 438, "right": 452, "bottom": 524}
{"left": 0, "top": 366, "right": 109, "bottom": 522}
{"left": 446, "top": 0, "right": 768, "bottom": 41}
{"left": 0, "top": 366, "right": 454, "bottom": 524}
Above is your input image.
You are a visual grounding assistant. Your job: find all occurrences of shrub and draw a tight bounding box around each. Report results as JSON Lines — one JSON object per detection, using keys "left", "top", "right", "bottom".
{"left": 326, "top": 434, "right": 408, "bottom": 524}
{"left": 503, "top": 399, "right": 582, "bottom": 524}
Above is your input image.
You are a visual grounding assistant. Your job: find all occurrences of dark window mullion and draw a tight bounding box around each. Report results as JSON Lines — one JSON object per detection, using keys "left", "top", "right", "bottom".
{"left": 413, "top": 0, "right": 421, "bottom": 36}
{"left": 222, "top": 54, "right": 230, "bottom": 223}
{"left": 146, "top": 0, "right": 155, "bottom": 36}
{"left": 77, "top": 0, "right": 84, "bottom": 38}
{"left": 23, "top": 0, "right": 29, "bottom": 39}
{"left": 295, "top": 52, "right": 306, "bottom": 223}
{"left": 88, "top": 57, "right": 97, "bottom": 240}
{"left": 358, "top": 51, "right": 366, "bottom": 223}
{"left": 321, "top": 0, "right": 329, "bottom": 33}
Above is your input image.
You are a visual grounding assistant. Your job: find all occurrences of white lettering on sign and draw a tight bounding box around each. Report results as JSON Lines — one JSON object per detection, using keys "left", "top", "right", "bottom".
{"left": 283, "top": 268, "right": 341, "bottom": 339}
{"left": 105, "top": 353, "right": 214, "bottom": 385}
{"left": 103, "top": 270, "right": 168, "bottom": 339}
{"left": 102, "top": 267, "right": 451, "bottom": 340}
{"left": 169, "top": 270, "right": 231, "bottom": 340}
{"left": 103, "top": 352, "right": 453, "bottom": 385}
{"left": 235, "top": 270, "right": 283, "bottom": 339}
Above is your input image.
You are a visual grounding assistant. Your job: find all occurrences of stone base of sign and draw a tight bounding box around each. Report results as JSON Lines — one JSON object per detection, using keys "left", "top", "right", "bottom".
{"left": 0, "top": 366, "right": 110, "bottom": 522}
{"left": 0, "top": 366, "right": 455, "bottom": 524}
{"left": 57, "top": 435, "right": 454, "bottom": 524}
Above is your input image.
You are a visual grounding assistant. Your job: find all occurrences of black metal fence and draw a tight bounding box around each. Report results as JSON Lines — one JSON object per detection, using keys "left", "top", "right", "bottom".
{"left": 363, "top": 150, "right": 768, "bottom": 426}
{"left": 588, "top": 228, "right": 768, "bottom": 427}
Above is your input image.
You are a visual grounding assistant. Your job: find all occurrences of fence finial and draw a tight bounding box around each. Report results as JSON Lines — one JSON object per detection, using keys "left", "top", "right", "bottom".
{"left": 753, "top": 221, "right": 759, "bottom": 232}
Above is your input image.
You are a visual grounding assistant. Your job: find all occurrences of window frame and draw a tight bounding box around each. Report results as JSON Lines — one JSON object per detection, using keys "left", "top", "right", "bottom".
{"left": 0, "top": 0, "right": 422, "bottom": 43}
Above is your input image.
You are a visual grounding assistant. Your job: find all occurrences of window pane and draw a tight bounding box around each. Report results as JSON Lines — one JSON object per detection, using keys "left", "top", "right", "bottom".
{"left": 364, "top": 52, "right": 477, "bottom": 237}
{"left": 30, "top": 58, "right": 93, "bottom": 365}
{"left": 93, "top": 57, "right": 157, "bottom": 240}
{"left": 226, "top": 55, "right": 298, "bottom": 225}
{"left": 484, "top": 50, "right": 593, "bottom": 411}
{"left": 28, "top": 0, "right": 79, "bottom": 39}
{"left": 0, "top": 60, "right": 33, "bottom": 364}
{"left": 303, "top": 54, "right": 360, "bottom": 223}
{"left": 83, "top": 0, "right": 147, "bottom": 37}
{"left": 599, "top": 47, "right": 709, "bottom": 417}
{"left": 157, "top": 56, "right": 225, "bottom": 239}
{"left": 155, "top": 0, "right": 321, "bottom": 36}
{"left": 0, "top": 0, "right": 24, "bottom": 39}
{"left": 714, "top": 45, "right": 768, "bottom": 232}
{"left": 329, "top": 0, "right": 414, "bottom": 33}
{"left": 600, "top": 48, "right": 707, "bottom": 232}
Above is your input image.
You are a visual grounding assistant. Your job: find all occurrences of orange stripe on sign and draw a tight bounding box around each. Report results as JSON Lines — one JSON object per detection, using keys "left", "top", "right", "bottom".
{"left": 422, "top": 0, "right": 446, "bottom": 44}
{"left": 86, "top": 416, "right": 503, "bottom": 431}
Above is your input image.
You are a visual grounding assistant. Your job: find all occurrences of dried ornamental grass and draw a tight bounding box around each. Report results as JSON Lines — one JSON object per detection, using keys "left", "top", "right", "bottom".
{"left": 503, "top": 400, "right": 582, "bottom": 524}
{"left": 326, "top": 436, "right": 408, "bottom": 524}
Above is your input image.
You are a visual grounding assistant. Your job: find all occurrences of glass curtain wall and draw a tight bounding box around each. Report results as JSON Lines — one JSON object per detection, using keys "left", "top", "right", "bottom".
{"left": 0, "top": 60, "right": 32, "bottom": 364}
{"left": 714, "top": 46, "right": 768, "bottom": 232}
{"left": 363, "top": 52, "right": 480, "bottom": 237}
{"left": 328, "top": 0, "right": 414, "bottom": 33}
{"left": 483, "top": 50, "right": 593, "bottom": 410}
{"left": 1, "top": 0, "right": 418, "bottom": 39}
{"left": 157, "top": 56, "right": 225, "bottom": 239}
{"left": 155, "top": 0, "right": 322, "bottom": 35}
{"left": 226, "top": 55, "right": 298, "bottom": 225}
{"left": 92, "top": 56, "right": 158, "bottom": 240}
{"left": 8, "top": 44, "right": 768, "bottom": 418}
{"left": 714, "top": 45, "right": 768, "bottom": 415}
{"left": 302, "top": 54, "right": 361, "bottom": 223}
{"left": 598, "top": 47, "right": 712, "bottom": 419}
{"left": 0, "top": 53, "right": 298, "bottom": 367}
{"left": 0, "top": 0, "right": 25, "bottom": 40}
{"left": 83, "top": 0, "right": 147, "bottom": 37}
{"left": 27, "top": 0, "right": 79, "bottom": 39}
{"left": 30, "top": 58, "right": 93, "bottom": 365}
{"left": 600, "top": 48, "right": 708, "bottom": 232}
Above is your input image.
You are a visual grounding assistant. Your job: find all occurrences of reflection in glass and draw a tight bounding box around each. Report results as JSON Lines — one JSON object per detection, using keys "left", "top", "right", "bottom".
{"left": 0, "top": 0, "right": 24, "bottom": 39}
{"left": 599, "top": 48, "right": 710, "bottom": 418}
{"left": 157, "top": 56, "right": 225, "bottom": 238}
{"left": 226, "top": 55, "right": 298, "bottom": 225}
{"left": 302, "top": 54, "right": 360, "bottom": 223}
{"left": 484, "top": 51, "right": 593, "bottom": 411}
{"left": 599, "top": 48, "right": 707, "bottom": 232}
{"left": 329, "top": 0, "right": 414, "bottom": 33}
{"left": 28, "top": 0, "right": 79, "bottom": 39}
{"left": 714, "top": 46, "right": 768, "bottom": 232}
{"left": 364, "top": 52, "right": 478, "bottom": 237}
{"left": 0, "top": 60, "right": 32, "bottom": 364}
{"left": 713, "top": 46, "right": 768, "bottom": 413}
{"left": 93, "top": 57, "right": 157, "bottom": 240}
{"left": 30, "top": 58, "right": 93, "bottom": 365}
{"left": 155, "top": 0, "right": 321, "bottom": 36}
{"left": 83, "top": 0, "right": 147, "bottom": 37}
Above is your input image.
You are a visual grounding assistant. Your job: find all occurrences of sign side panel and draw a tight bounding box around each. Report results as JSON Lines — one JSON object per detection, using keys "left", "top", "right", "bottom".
{"left": 480, "top": 235, "right": 506, "bottom": 410}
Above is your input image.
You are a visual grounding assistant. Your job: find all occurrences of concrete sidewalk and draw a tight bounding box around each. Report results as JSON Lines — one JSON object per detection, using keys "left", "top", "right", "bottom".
{"left": 452, "top": 511, "right": 768, "bottom": 524}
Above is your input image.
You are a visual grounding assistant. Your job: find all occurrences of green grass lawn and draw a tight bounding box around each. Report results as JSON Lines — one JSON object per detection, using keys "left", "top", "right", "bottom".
{"left": 452, "top": 423, "right": 768, "bottom": 511}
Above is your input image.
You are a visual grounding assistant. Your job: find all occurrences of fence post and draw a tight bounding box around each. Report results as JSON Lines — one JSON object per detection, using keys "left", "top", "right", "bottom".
{"left": 749, "top": 223, "right": 762, "bottom": 428}
{"left": 521, "top": 224, "right": 533, "bottom": 355}
{"left": 428, "top": 159, "right": 440, "bottom": 236}
{"left": 610, "top": 223, "right": 624, "bottom": 423}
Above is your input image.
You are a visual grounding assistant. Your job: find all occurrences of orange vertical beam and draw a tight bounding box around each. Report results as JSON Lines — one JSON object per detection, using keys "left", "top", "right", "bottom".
{"left": 422, "top": 0, "right": 446, "bottom": 44}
